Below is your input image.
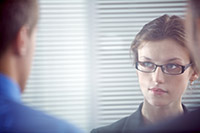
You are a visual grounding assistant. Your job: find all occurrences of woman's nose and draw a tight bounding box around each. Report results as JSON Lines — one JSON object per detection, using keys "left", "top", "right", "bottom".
{"left": 152, "top": 67, "right": 165, "bottom": 84}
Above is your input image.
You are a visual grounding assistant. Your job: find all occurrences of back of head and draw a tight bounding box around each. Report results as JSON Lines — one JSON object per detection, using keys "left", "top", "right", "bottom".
{"left": 0, "top": 0, "right": 38, "bottom": 57}
{"left": 189, "top": 0, "right": 200, "bottom": 46}
{"left": 188, "top": 0, "right": 200, "bottom": 69}
{"left": 190, "top": 0, "right": 200, "bottom": 18}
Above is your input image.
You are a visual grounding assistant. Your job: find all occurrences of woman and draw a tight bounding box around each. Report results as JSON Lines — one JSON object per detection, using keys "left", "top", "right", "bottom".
{"left": 137, "top": 1, "right": 200, "bottom": 132}
{"left": 91, "top": 14, "right": 199, "bottom": 133}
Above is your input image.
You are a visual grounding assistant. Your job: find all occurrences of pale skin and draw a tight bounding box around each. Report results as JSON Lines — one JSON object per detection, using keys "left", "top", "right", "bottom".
{"left": 136, "top": 39, "right": 198, "bottom": 124}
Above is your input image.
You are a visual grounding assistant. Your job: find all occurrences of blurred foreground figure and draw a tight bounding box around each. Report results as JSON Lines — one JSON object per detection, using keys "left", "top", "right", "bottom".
{"left": 0, "top": 0, "right": 82, "bottom": 132}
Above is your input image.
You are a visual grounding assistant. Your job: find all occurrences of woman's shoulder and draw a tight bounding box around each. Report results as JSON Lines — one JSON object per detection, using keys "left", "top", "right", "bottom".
{"left": 90, "top": 115, "right": 132, "bottom": 133}
{"left": 90, "top": 103, "right": 144, "bottom": 133}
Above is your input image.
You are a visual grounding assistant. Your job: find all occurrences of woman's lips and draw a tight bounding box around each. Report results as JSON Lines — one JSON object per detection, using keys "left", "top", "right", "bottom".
{"left": 148, "top": 88, "right": 168, "bottom": 95}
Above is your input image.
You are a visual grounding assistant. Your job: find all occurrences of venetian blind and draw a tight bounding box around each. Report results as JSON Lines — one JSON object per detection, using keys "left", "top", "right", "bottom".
{"left": 92, "top": 0, "right": 200, "bottom": 128}
{"left": 22, "top": 0, "right": 90, "bottom": 132}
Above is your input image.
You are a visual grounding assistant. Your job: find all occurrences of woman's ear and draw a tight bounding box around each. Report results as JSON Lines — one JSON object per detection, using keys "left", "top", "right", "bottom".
{"left": 190, "top": 70, "right": 199, "bottom": 83}
{"left": 13, "top": 26, "right": 29, "bottom": 56}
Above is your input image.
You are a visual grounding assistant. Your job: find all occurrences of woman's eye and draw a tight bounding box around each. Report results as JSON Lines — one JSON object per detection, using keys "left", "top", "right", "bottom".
{"left": 142, "top": 62, "right": 154, "bottom": 68}
{"left": 166, "top": 64, "right": 178, "bottom": 69}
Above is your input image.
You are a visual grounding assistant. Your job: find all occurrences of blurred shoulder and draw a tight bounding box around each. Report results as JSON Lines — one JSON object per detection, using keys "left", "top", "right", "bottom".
{"left": 0, "top": 97, "right": 82, "bottom": 133}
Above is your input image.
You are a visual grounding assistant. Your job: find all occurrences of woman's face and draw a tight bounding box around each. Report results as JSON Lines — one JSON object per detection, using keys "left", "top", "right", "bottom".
{"left": 137, "top": 39, "right": 196, "bottom": 107}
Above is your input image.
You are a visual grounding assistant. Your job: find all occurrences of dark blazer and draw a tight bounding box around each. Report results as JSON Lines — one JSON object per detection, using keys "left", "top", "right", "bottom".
{"left": 137, "top": 107, "right": 200, "bottom": 133}
{"left": 91, "top": 103, "right": 188, "bottom": 133}
{"left": 91, "top": 103, "right": 144, "bottom": 133}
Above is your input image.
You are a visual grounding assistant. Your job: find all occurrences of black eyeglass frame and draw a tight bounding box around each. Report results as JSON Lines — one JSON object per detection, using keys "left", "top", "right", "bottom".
{"left": 135, "top": 61, "right": 192, "bottom": 75}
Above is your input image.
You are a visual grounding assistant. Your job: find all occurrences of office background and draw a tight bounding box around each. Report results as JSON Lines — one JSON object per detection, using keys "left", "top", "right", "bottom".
{"left": 22, "top": 0, "right": 200, "bottom": 132}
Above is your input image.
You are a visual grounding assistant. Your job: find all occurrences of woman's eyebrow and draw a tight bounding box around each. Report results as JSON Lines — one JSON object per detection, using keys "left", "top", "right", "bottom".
{"left": 139, "top": 56, "right": 152, "bottom": 60}
{"left": 139, "top": 57, "right": 184, "bottom": 63}
{"left": 166, "top": 58, "right": 182, "bottom": 62}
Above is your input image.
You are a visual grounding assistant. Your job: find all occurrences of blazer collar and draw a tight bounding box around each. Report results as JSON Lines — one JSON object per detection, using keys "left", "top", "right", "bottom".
{"left": 121, "top": 102, "right": 188, "bottom": 133}
{"left": 122, "top": 103, "right": 144, "bottom": 132}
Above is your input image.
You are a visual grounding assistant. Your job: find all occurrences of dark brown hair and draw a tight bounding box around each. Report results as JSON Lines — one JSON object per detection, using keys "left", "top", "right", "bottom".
{"left": 0, "top": 0, "right": 38, "bottom": 57}
{"left": 131, "top": 14, "right": 186, "bottom": 64}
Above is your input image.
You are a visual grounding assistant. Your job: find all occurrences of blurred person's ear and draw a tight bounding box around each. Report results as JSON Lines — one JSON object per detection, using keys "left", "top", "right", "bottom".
{"left": 13, "top": 26, "right": 29, "bottom": 56}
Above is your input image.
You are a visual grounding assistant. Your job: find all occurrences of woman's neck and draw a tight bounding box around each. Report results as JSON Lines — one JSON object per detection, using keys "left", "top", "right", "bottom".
{"left": 141, "top": 100, "right": 184, "bottom": 125}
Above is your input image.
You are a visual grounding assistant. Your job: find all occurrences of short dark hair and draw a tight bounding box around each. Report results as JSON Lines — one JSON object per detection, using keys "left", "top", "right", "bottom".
{"left": 0, "top": 0, "right": 38, "bottom": 57}
{"left": 131, "top": 15, "right": 186, "bottom": 64}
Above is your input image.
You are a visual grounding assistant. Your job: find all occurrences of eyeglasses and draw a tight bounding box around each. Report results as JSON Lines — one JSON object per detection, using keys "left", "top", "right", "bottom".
{"left": 135, "top": 61, "right": 192, "bottom": 75}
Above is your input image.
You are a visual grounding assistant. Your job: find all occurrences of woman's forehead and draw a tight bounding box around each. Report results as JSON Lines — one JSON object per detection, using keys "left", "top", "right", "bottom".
{"left": 137, "top": 39, "right": 190, "bottom": 63}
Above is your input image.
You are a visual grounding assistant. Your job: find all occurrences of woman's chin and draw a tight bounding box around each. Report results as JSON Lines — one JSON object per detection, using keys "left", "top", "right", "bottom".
{"left": 149, "top": 100, "right": 169, "bottom": 107}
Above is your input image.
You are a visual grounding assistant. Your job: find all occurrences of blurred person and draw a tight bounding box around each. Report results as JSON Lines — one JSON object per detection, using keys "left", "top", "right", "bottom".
{"left": 91, "top": 14, "right": 199, "bottom": 133}
{"left": 186, "top": 0, "right": 200, "bottom": 69}
{"left": 0, "top": 0, "right": 82, "bottom": 132}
